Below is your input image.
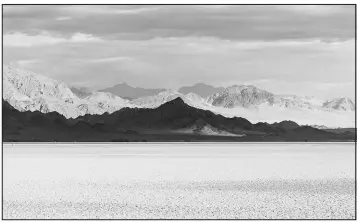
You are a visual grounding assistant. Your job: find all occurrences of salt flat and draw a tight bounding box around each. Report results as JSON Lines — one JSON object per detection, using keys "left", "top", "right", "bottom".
{"left": 3, "top": 143, "right": 355, "bottom": 219}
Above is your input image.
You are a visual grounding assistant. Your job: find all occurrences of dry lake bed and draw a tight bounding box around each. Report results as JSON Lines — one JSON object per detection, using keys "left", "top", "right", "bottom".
{"left": 3, "top": 143, "right": 355, "bottom": 219}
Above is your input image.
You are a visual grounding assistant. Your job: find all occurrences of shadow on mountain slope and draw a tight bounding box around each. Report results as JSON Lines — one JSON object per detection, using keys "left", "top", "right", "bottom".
{"left": 3, "top": 98, "right": 355, "bottom": 142}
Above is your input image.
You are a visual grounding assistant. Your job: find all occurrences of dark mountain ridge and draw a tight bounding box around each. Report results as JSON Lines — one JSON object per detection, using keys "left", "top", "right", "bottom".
{"left": 74, "top": 97, "right": 253, "bottom": 133}
{"left": 3, "top": 98, "right": 354, "bottom": 142}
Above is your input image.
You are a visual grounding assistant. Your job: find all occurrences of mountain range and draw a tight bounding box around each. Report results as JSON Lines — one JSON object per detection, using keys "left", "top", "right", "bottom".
{"left": 207, "top": 85, "right": 274, "bottom": 108}
{"left": 3, "top": 98, "right": 355, "bottom": 142}
{"left": 2, "top": 64, "right": 356, "bottom": 129}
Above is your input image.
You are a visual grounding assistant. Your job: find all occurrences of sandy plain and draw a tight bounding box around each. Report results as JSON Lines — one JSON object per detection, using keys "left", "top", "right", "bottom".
{"left": 3, "top": 143, "right": 355, "bottom": 219}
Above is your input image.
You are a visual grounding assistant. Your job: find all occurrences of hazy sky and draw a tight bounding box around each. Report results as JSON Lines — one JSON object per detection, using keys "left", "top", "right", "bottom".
{"left": 3, "top": 5, "right": 355, "bottom": 99}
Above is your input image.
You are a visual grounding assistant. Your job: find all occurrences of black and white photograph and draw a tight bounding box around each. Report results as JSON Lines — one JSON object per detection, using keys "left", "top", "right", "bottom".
{"left": 2, "top": 3, "right": 357, "bottom": 219}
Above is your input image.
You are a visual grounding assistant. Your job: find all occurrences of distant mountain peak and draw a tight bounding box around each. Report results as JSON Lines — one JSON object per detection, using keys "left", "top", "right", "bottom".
{"left": 118, "top": 82, "right": 130, "bottom": 86}
{"left": 178, "top": 83, "right": 225, "bottom": 98}
{"left": 193, "top": 83, "right": 213, "bottom": 87}
{"left": 157, "top": 89, "right": 178, "bottom": 95}
{"left": 99, "top": 82, "right": 166, "bottom": 100}
{"left": 208, "top": 85, "right": 274, "bottom": 108}
{"left": 70, "top": 86, "right": 92, "bottom": 99}
{"left": 323, "top": 97, "right": 355, "bottom": 111}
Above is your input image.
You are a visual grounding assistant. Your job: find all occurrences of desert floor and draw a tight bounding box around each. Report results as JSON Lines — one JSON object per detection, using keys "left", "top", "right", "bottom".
{"left": 3, "top": 143, "right": 355, "bottom": 219}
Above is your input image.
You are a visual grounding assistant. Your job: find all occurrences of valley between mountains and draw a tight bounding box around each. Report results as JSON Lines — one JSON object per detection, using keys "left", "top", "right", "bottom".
{"left": 3, "top": 65, "right": 355, "bottom": 142}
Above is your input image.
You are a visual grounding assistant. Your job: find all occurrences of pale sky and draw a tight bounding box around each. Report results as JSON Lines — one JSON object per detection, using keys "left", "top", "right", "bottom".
{"left": 3, "top": 5, "right": 355, "bottom": 99}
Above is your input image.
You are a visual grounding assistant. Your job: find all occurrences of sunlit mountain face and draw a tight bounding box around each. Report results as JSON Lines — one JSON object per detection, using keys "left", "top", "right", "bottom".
{"left": 3, "top": 65, "right": 355, "bottom": 128}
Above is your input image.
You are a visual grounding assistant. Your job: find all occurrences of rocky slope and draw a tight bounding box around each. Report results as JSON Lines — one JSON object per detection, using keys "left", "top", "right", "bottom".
{"left": 3, "top": 65, "right": 131, "bottom": 118}
{"left": 267, "top": 95, "right": 323, "bottom": 110}
{"left": 207, "top": 85, "right": 274, "bottom": 108}
{"left": 323, "top": 98, "right": 355, "bottom": 111}
{"left": 207, "top": 85, "right": 355, "bottom": 112}
{"left": 79, "top": 92, "right": 133, "bottom": 115}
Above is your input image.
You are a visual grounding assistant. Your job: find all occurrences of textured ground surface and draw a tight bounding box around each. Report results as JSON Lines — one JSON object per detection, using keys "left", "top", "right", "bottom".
{"left": 3, "top": 143, "right": 355, "bottom": 219}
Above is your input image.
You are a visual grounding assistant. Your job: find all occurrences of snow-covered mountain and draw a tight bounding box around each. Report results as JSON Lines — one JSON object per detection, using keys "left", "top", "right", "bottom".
{"left": 2, "top": 65, "right": 355, "bottom": 128}
{"left": 202, "top": 85, "right": 354, "bottom": 128}
{"left": 185, "top": 92, "right": 206, "bottom": 104}
{"left": 207, "top": 85, "right": 274, "bottom": 108}
{"left": 323, "top": 97, "right": 355, "bottom": 111}
{"left": 3, "top": 65, "right": 131, "bottom": 118}
{"left": 4, "top": 65, "right": 79, "bottom": 117}
{"left": 80, "top": 92, "right": 133, "bottom": 114}
{"left": 207, "top": 85, "right": 355, "bottom": 112}
{"left": 267, "top": 95, "right": 322, "bottom": 110}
